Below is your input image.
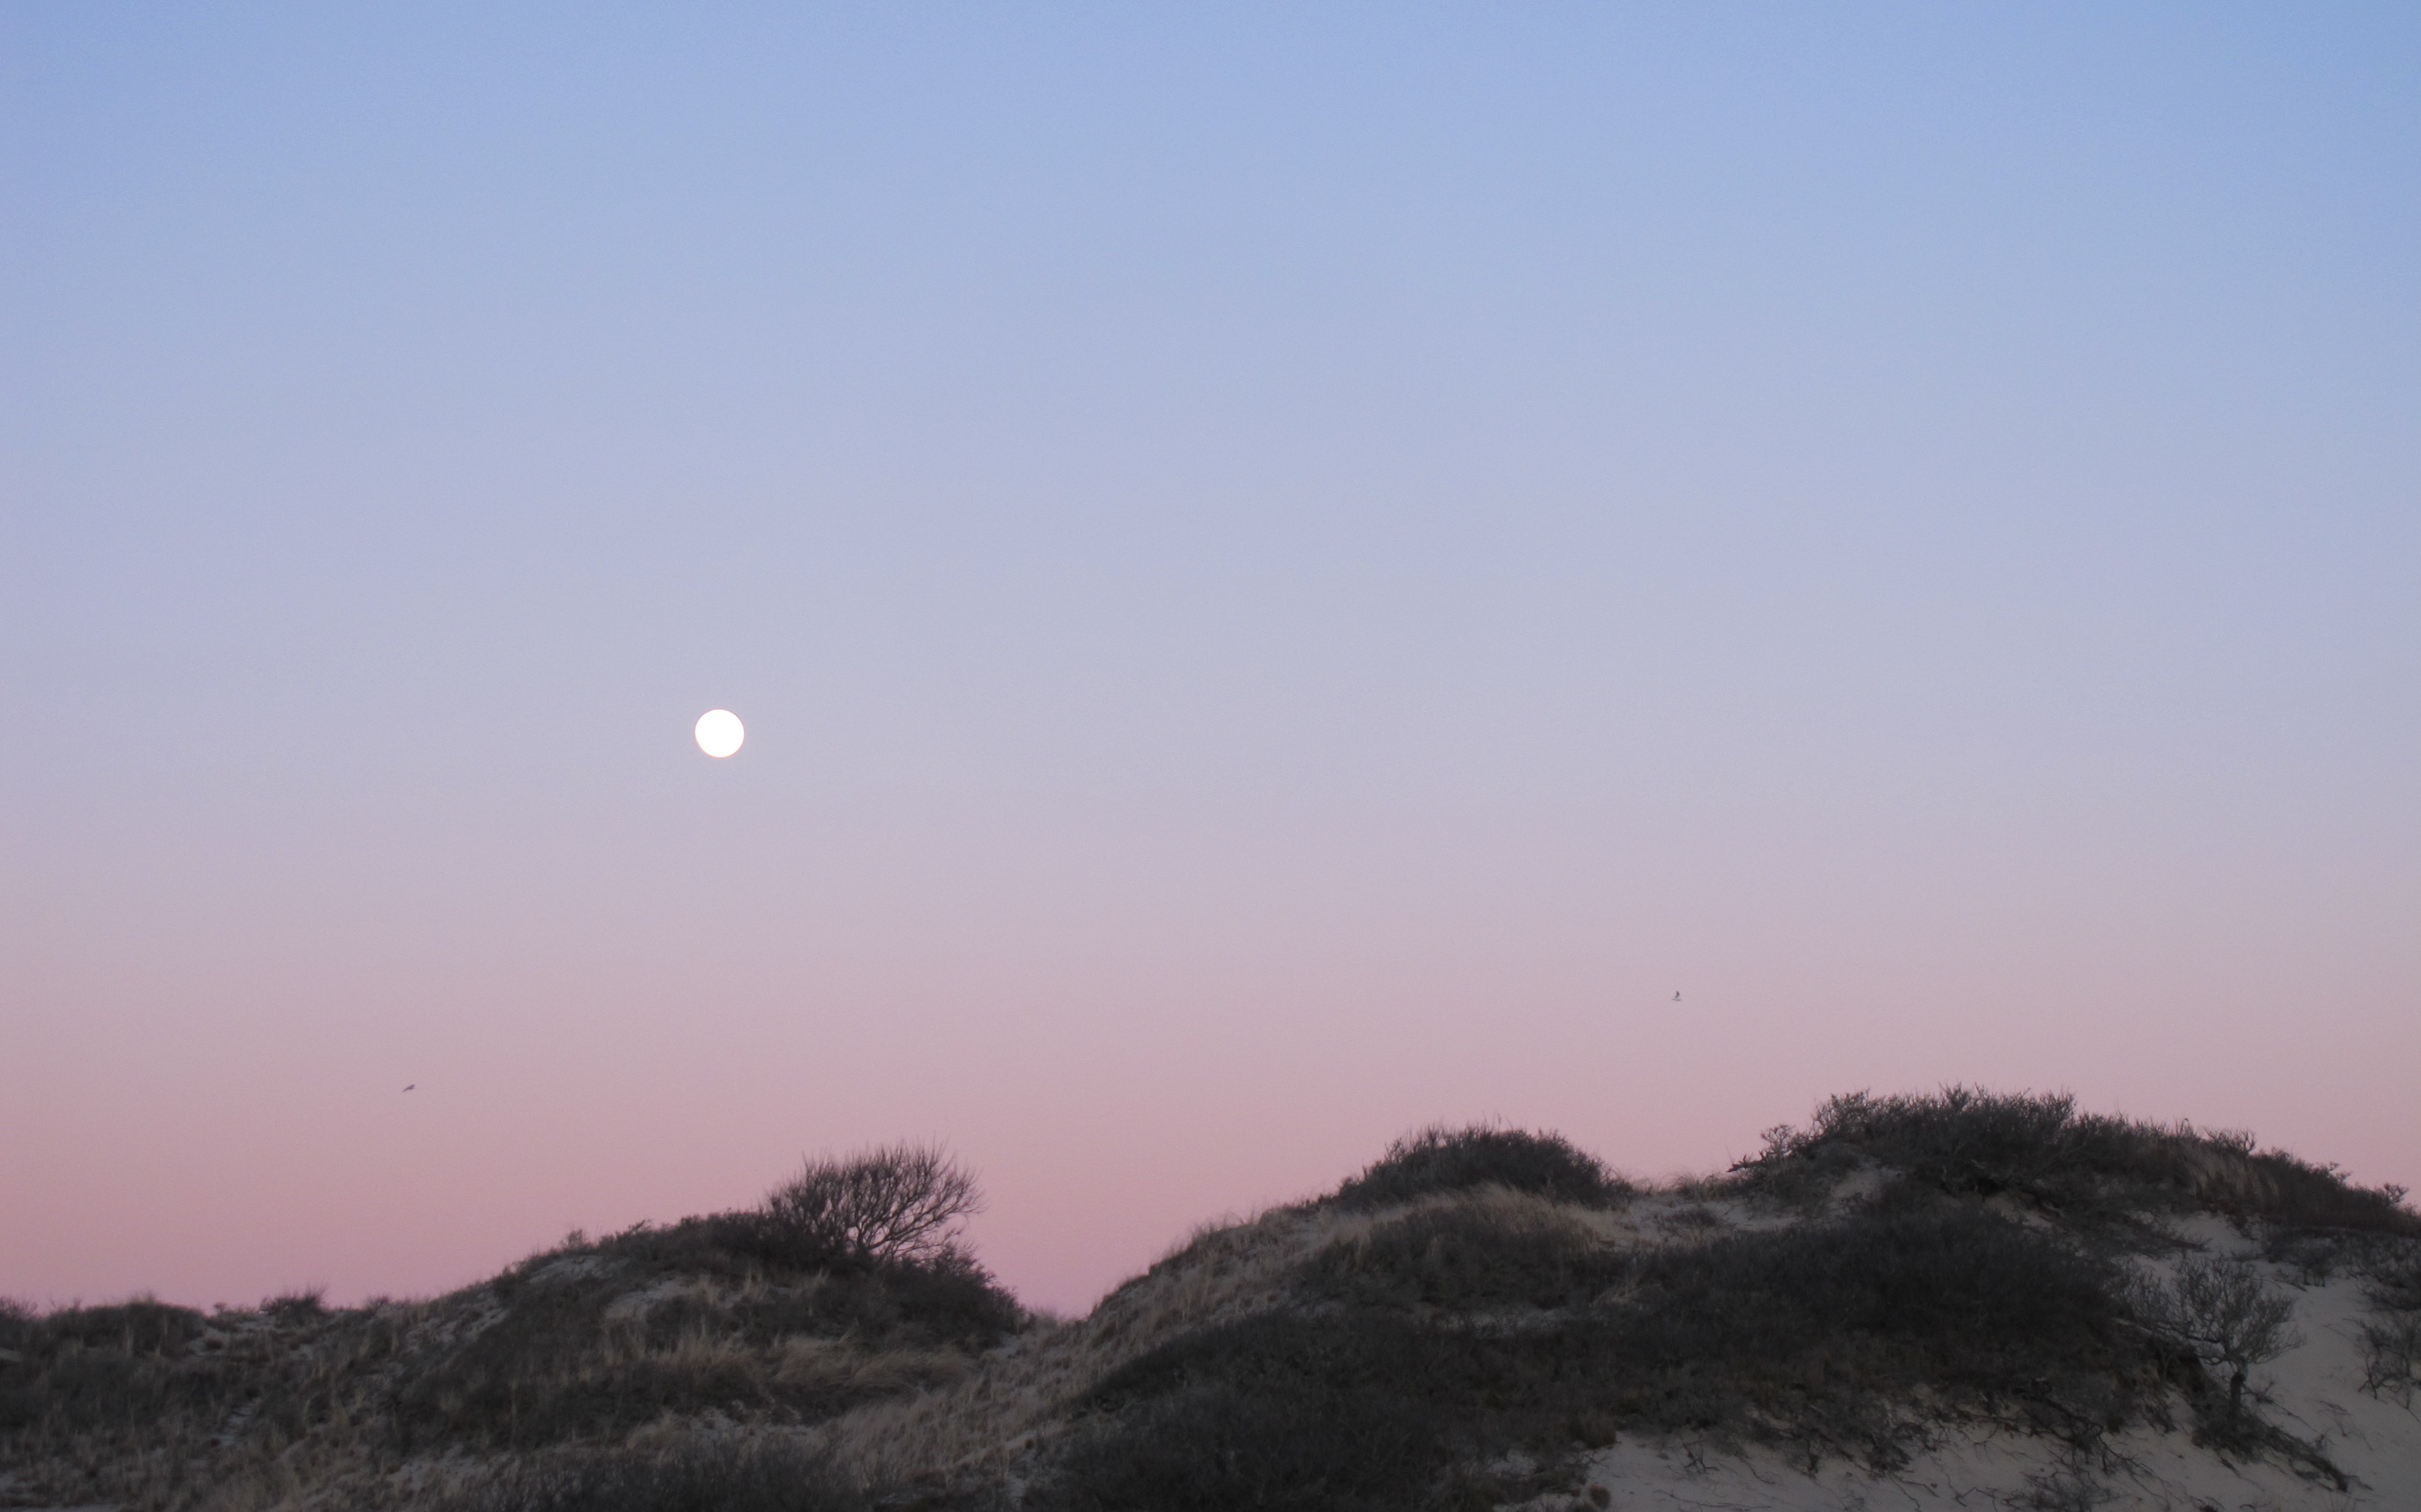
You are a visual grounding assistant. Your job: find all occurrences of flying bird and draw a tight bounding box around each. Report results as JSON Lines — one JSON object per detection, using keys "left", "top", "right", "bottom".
{"left": 402, "top": 1085, "right": 416, "bottom": 1093}
{"left": 1672, "top": 992, "right": 1681, "bottom": 1002}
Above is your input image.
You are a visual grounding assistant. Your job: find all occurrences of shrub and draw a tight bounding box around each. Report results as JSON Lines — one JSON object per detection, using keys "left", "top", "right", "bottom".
{"left": 763, "top": 1144, "right": 983, "bottom": 1265}
{"left": 586, "top": 1211, "right": 852, "bottom": 1278}
{"left": 2127, "top": 1256, "right": 2300, "bottom": 1426}
{"left": 1737, "top": 1087, "right": 2420, "bottom": 1236}
{"left": 2360, "top": 1314, "right": 2421, "bottom": 1402}
{"left": 263, "top": 1286, "right": 328, "bottom": 1322}
{"left": 2357, "top": 1241, "right": 2421, "bottom": 1403}
{"left": 2216, "top": 1149, "right": 2420, "bottom": 1236}
{"left": 2363, "top": 1241, "right": 2421, "bottom": 1314}
{"left": 1330, "top": 1124, "right": 1631, "bottom": 1211}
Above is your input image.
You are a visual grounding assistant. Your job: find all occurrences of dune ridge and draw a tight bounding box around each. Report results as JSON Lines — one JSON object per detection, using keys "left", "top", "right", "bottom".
{"left": 4, "top": 1089, "right": 2416, "bottom": 1510}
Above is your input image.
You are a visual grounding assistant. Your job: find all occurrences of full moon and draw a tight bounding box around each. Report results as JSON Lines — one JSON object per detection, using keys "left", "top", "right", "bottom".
{"left": 694, "top": 709, "right": 745, "bottom": 758}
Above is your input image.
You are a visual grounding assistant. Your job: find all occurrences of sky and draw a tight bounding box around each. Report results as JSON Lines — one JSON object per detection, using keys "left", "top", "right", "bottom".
{"left": 4, "top": 3, "right": 2416, "bottom": 1316}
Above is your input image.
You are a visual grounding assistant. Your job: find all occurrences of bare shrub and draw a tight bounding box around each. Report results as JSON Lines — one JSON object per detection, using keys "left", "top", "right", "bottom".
{"left": 2022, "top": 1460, "right": 2117, "bottom": 1511}
{"left": 2359, "top": 1315, "right": 2421, "bottom": 1402}
{"left": 2128, "top": 1256, "right": 2300, "bottom": 1425}
{"left": 765, "top": 1144, "right": 983, "bottom": 1265}
{"left": 2359, "top": 1239, "right": 2421, "bottom": 1313}
{"left": 2357, "top": 1240, "right": 2421, "bottom": 1402}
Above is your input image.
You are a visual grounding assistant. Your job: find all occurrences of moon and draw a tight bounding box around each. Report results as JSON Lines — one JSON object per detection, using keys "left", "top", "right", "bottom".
{"left": 694, "top": 709, "right": 745, "bottom": 758}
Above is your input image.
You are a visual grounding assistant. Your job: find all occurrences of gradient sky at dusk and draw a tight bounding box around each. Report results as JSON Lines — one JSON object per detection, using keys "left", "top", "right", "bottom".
{"left": 6, "top": 4, "right": 2417, "bottom": 1316}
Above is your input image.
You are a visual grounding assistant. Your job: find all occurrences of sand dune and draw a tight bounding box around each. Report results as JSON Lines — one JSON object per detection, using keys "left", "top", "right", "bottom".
{"left": 4, "top": 1091, "right": 2416, "bottom": 1509}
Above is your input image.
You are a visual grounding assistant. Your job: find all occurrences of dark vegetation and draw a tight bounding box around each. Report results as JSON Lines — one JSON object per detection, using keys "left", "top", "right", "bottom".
{"left": 1732, "top": 1086, "right": 2420, "bottom": 1239}
{"left": 1327, "top": 1123, "right": 1634, "bottom": 1212}
{"left": 0, "top": 1297, "right": 223, "bottom": 1436}
{"left": 1040, "top": 1093, "right": 2418, "bottom": 1509}
{"left": 1054, "top": 1202, "right": 2179, "bottom": 1507}
{"left": 1302, "top": 1198, "right": 1628, "bottom": 1310}
{"left": 0, "top": 1146, "right": 1017, "bottom": 1511}
{"left": 2355, "top": 1239, "right": 2421, "bottom": 1402}
{"left": 402, "top": 1217, "right": 1014, "bottom": 1451}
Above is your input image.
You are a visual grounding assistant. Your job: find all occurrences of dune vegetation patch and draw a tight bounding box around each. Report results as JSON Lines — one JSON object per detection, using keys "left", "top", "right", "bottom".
{"left": 1046, "top": 1201, "right": 2177, "bottom": 1507}
{"left": 0, "top": 1146, "right": 1023, "bottom": 1511}
{"left": 1326, "top": 1123, "right": 1636, "bottom": 1213}
{"left": 1731, "top": 1086, "right": 2419, "bottom": 1240}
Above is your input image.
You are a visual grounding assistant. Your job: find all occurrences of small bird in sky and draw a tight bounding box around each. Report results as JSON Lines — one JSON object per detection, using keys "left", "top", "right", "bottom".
{"left": 402, "top": 1085, "right": 416, "bottom": 1093}
{"left": 1672, "top": 992, "right": 1681, "bottom": 1002}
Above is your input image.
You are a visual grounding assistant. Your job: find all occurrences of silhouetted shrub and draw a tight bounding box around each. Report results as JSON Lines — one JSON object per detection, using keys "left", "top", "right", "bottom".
{"left": 1301, "top": 1198, "right": 1627, "bottom": 1310}
{"left": 263, "top": 1286, "right": 328, "bottom": 1322}
{"left": 763, "top": 1144, "right": 982, "bottom": 1266}
{"left": 560, "top": 1148, "right": 992, "bottom": 1285}
{"left": 1330, "top": 1124, "right": 1631, "bottom": 1211}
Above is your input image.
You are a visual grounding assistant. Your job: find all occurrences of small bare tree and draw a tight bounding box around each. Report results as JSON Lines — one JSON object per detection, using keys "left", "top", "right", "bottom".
{"left": 763, "top": 1143, "right": 982, "bottom": 1265}
{"left": 2131, "top": 1255, "right": 2302, "bottom": 1423}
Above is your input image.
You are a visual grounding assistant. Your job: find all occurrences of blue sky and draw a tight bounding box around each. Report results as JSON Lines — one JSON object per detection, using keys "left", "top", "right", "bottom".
{"left": 5, "top": 4, "right": 2416, "bottom": 1310}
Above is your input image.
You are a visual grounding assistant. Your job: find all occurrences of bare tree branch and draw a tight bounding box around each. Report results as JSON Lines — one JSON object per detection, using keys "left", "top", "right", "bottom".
{"left": 763, "top": 1144, "right": 982, "bottom": 1265}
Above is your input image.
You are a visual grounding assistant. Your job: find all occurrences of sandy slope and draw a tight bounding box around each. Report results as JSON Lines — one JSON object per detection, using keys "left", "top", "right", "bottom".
{"left": 1537, "top": 1227, "right": 2421, "bottom": 1512}
{"left": 809, "top": 1198, "right": 2419, "bottom": 1511}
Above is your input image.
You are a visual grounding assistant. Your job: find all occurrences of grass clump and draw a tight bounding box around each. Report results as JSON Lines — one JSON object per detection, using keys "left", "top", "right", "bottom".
{"left": 1329, "top": 1124, "right": 1632, "bottom": 1212}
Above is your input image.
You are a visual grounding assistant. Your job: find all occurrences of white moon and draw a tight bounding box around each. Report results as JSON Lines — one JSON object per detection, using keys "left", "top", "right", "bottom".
{"left": 694, "top": 709, "right": 745, "bottom": 758}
